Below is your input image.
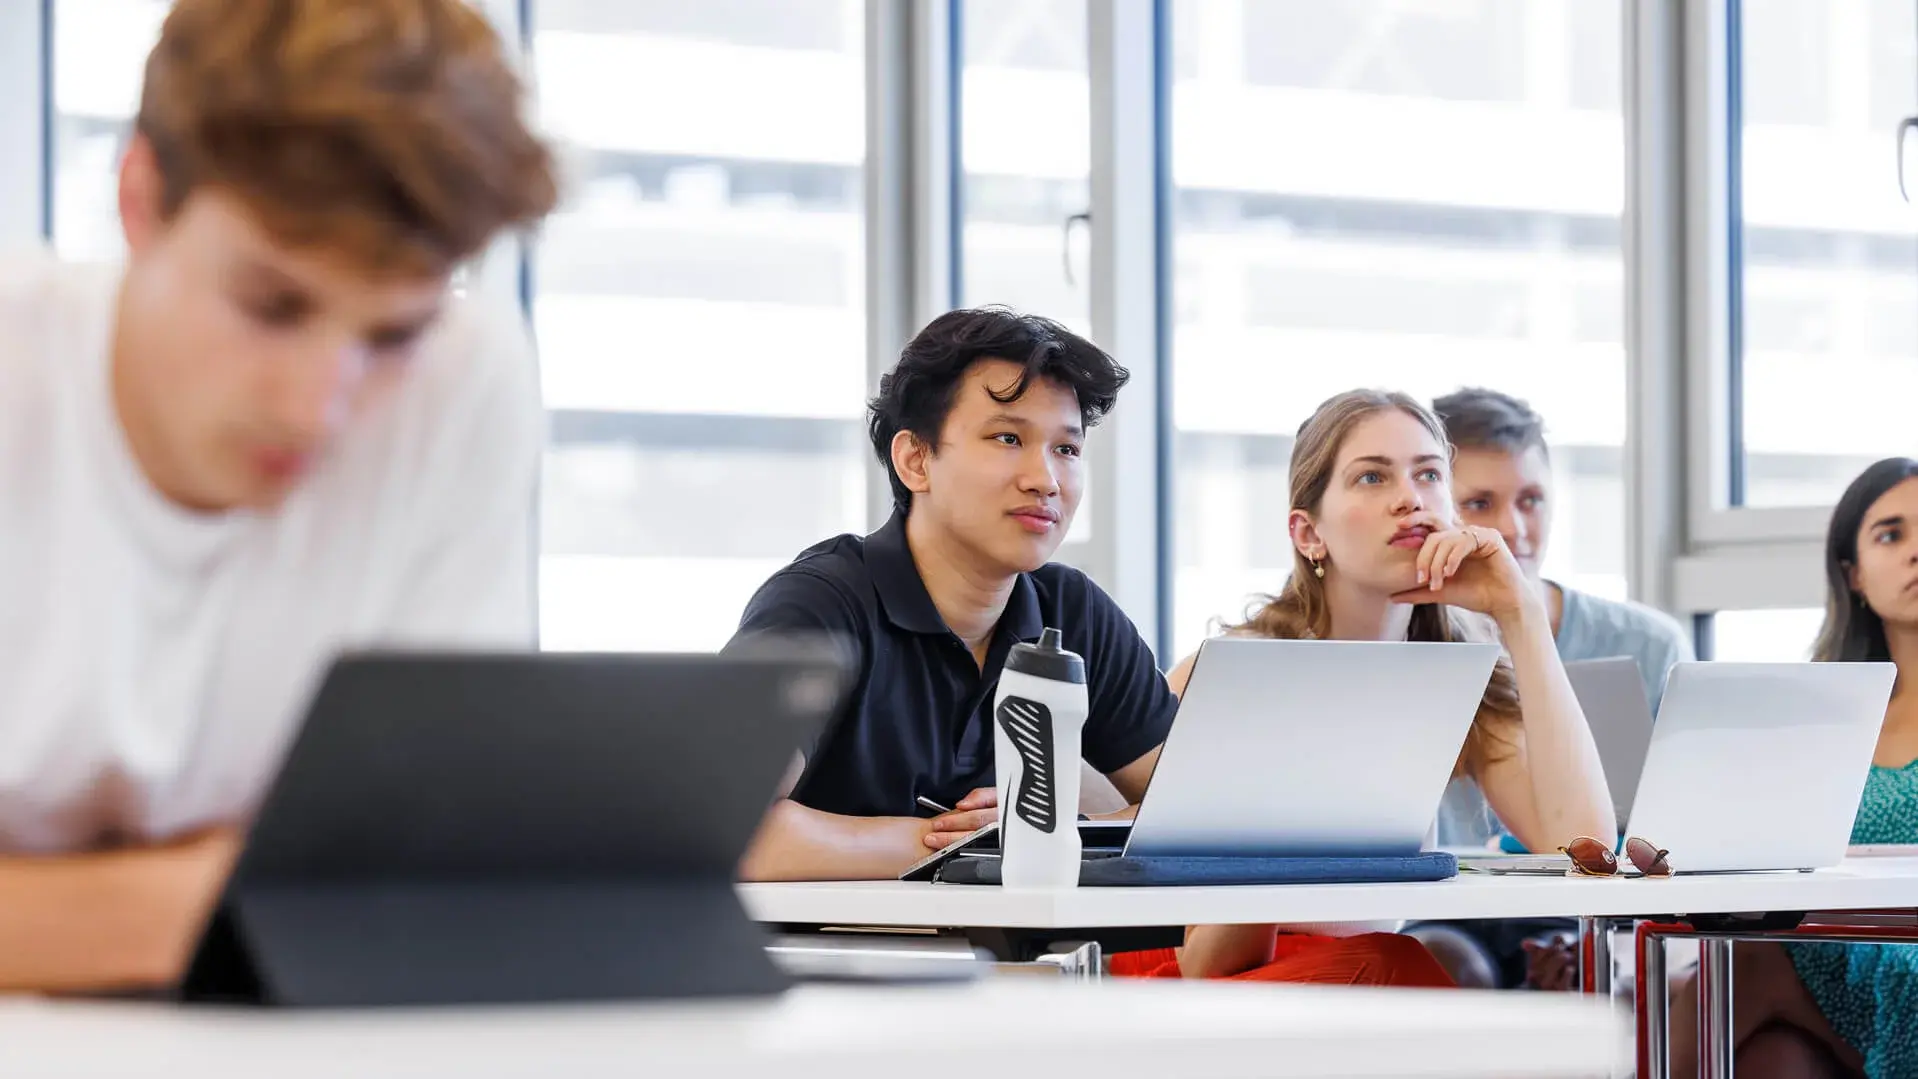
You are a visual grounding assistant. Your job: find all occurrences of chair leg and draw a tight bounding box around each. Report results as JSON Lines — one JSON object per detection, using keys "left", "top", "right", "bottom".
{"left": 1696, "top": 938, "right": 1735, "bottom": 1079}
{"left": 1639, "top": 928, "right": 1670, "bottom": 1079}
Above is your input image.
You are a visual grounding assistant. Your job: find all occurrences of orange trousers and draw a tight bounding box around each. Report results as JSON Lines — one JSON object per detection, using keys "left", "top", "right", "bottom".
{"left": 1110, "top": 932, "right": 1456, "bottom": 987}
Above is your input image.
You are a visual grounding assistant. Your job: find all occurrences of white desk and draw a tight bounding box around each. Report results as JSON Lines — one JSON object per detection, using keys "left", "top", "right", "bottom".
{"left": 747, "top": 858, "right": 1918, "bottom": 1079}
{"left": 0, "top": 981, "right": 1624, "bottom": 1078}
{"left": 743, "top": 856, "right": 1918, "bottom": 930}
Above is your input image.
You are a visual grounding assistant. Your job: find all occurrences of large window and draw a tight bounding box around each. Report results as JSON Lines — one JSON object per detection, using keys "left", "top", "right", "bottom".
{"left": 959, "top": 0, "right": 1095, "bottom": 562}
{"left": 1732, "top": 0, "right": 1918, "bottom": 509}
{"left": 960, "top": 0, "right": 1089, "bottom": 328}
{"left": 45, "top": 1, "right": 869, "bottom": 654}
{"left": 37, "top": 0, "right": 1903, "bottom": 654}
{"left": 1169, "top": 0, "right": 1628, "bottom": 656}
{"left": 49, "top": 0, "right": 168, "bottom": 257}
{"left": 529, "top": 1, "right": 868, "bottom": 651}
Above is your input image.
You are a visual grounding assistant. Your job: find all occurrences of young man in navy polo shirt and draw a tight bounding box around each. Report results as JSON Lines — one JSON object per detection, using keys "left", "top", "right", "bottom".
{"left": 732, "top": 309, "right": 1176, "bottom": 881}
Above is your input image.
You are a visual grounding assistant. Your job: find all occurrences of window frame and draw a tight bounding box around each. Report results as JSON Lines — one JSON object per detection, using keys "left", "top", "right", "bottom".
{"left": 1673, "top": 0, "right": 1854, "bottom": 617}
{"left": 866, "top": 0, "right": 962, "bottom": 529}
{"left": 1083, "top": 0, "right": 1173, "bottom": 658}
{"left": 1685, "top": 0, "right": 1903, "bottom": 546}
{"left": 1, "top": 2, "right": 46, "bottom": 247}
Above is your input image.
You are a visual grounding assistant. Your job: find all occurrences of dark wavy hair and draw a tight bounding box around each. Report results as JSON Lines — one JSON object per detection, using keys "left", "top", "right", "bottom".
{"left": 867, "top": 307, "right": 1128, "bottom": 512}
{"left": 1813, "top": 457, "right": 1918, "bottom": 663}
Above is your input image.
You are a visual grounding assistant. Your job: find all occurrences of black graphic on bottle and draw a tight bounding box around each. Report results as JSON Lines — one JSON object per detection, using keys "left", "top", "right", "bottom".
{"left": 996, "top": 695, "right": 1057, "bottom": 834}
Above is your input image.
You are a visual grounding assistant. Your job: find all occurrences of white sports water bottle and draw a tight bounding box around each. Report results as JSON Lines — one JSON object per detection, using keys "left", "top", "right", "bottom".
{"left": 994, "top": 627, "right": 1088, "bottom": 888}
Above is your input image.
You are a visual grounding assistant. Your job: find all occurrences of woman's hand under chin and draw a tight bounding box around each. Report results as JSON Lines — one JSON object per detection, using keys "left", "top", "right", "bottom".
{"left": 1389, "top": 525, "right": 1541, "bottom": 627}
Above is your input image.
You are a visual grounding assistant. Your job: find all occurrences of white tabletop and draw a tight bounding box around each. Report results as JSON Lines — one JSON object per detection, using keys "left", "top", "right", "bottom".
{"left": 743, "top": 856, "right": 1918, "bottom": 930}
{"left": 0, "top": 981, "right": 1624, "bottom": 1079}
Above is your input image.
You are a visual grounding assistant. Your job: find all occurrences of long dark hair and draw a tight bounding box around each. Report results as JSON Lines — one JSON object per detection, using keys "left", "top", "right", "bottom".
{"left": 1813, "top": 457, "right": 1918, "bottom": 663}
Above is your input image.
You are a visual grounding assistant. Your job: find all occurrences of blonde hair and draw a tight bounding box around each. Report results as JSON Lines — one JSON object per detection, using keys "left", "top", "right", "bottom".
{"left": 1225, "top": 389, "right": 1520, "bottom": 779}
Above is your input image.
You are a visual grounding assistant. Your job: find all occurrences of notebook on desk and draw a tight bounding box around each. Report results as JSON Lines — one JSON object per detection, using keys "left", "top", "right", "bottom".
{"left": 899, "top": 820, "right": 1131, "bottom": 882}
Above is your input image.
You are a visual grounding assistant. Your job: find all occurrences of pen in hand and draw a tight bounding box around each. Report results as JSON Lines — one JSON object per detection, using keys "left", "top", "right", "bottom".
{"left": 915, "top": 796, "right": 953, "bottom": 816}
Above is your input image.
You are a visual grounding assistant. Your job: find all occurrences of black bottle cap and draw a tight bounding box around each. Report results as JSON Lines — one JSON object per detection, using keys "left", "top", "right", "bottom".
{"left": 1004, "top": 626, "right": 1086, "bottom": 684}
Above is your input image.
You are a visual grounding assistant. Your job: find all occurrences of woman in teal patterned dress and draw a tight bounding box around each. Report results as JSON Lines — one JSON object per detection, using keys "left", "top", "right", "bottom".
{"left": 1785, "top": 762, "right": 1918, "bottom": 1078}
{"left": 1675, "top": 458, "right": 1918, "bottom": 1079}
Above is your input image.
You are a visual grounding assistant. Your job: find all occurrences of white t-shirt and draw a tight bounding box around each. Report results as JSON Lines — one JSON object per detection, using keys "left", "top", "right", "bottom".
{"left": 0, "top": 254, "right": 544, "bottom": 853}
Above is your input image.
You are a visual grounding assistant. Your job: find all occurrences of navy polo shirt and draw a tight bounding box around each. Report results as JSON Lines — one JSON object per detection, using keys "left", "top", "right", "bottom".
{"left": 727, "top": 513, "right": 1178, "bottom": 819}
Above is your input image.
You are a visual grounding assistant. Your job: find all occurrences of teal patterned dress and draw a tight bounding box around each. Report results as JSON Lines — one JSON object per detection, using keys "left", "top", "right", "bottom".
{"left": 1785, "top": 761, "right": 1918, "bottom": 1079}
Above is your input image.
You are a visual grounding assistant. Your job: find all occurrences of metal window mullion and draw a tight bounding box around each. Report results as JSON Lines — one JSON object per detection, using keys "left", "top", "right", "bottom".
{"left": 482, "top": 0, "right": 538, "bottom": 642}
{"left": 1086, "top": 0, "right": 1170, "bottom": 657}
{"left": 1682, "top": 0, "right": 1737, "bottom": 549}
{"left": 1622, "top": 0, "right": 1688, "bottom": 614}
{"left": 864, "top": 0, "right": 958, "bottom": 531}
{"left": 1722, "top": 0, "right": 1747, "bottom": 509}
{"left": 466, "top": 0, "right": 531, "bottom": 320}
{"left": 0, "top": 1, "right": 48, "bottom": 247}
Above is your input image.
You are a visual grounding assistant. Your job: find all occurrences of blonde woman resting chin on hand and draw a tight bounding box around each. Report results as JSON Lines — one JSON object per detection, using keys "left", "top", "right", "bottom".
{"left": 1108, "top": 389, "right": 1615, "bottom": 986}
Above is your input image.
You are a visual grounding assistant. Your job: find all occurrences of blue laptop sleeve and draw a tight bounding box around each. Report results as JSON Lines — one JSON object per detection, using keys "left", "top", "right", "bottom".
{"left": 936, "top": 851, "right": 1457, "bottom": 887}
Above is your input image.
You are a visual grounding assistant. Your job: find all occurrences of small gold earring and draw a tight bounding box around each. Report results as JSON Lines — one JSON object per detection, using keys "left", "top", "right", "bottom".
{"left": 1312, "top": 557, "right": 1325, "bottom": 579}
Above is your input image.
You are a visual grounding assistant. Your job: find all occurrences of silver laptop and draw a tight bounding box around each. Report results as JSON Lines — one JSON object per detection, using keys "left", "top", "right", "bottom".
{"left": 1624, "top": 662, "right": 1894, "bottom": 873}
{"left": 1564, "top": 657, "right": 1659, "bottom": 825}
{"left": 1123, "top": 638, "right": 1501, "bottom": 858}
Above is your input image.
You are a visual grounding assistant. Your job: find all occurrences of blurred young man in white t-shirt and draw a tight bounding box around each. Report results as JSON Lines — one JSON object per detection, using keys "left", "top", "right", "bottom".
{"left": 0, "top": 0, "right": 558, "bottom": 991}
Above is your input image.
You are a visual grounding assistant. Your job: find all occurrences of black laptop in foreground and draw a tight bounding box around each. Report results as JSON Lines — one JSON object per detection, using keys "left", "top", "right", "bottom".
{"left": 183, "top": 647, "right": 846, "bottom": 1008}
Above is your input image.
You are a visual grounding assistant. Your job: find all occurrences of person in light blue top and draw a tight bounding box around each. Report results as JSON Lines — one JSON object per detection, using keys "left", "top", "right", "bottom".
{"left": 1554, "top": 584, "right": 1691, "bottom": 711}
{"left": 1430, "top": 388, "right": 1692, "bottom": 850}
{"left": 1439, "top": 388, "right": 1691, "bottom": 709}
{"left": 1671, "top": 458, "right": 1918, "bottom": 1079}
{"left": 1405, "top": 389, "right": 1693, "bottom": 990}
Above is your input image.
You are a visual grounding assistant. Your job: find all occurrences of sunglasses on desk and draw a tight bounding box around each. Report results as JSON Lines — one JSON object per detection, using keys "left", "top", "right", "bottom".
{"left": 1558, "top": 836, "right": 1673, "bottom": 878}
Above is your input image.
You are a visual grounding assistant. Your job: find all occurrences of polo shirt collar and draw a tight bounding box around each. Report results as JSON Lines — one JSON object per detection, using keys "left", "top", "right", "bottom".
{"left": 866, "top": 512, "right": 1045, "bottom": 644}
